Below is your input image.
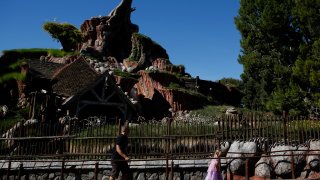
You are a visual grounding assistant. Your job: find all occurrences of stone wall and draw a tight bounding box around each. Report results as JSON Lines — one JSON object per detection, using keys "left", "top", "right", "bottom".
{"left": 0, "top": 159, "right": 209, "bottom": 180}
{"left": 2, "top": 169, "right": 208, "bottom": 180}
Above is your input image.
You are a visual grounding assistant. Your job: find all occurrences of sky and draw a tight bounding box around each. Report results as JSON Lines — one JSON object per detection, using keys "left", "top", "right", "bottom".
{"left": 0, "top": 0, "right": 242, "bottom": 81}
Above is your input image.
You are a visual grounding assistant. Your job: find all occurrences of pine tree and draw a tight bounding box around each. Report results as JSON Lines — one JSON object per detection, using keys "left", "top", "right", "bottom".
{"left": 236, "top": 0, "right": 297, "bottom": 112}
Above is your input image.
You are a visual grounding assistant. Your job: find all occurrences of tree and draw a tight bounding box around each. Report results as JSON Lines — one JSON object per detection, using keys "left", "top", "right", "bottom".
{"left": 43, "top": 22, "right": 83, "bottom": 52}
{"left": 291, "top": 0, "right": 320, "bottom": 112}
{"left": 235, "top": 0, "right": 302, "bottom": 114}
{"left": 236, "top": 0, "right": 320, "bottom": 115}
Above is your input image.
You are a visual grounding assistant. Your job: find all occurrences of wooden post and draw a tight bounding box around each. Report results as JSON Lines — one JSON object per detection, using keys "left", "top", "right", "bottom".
{"left": 28, "top": 93, "right": 34, "bottom": 119}
{"left": 31, "top": 92, "right": 37, "bottom": 119}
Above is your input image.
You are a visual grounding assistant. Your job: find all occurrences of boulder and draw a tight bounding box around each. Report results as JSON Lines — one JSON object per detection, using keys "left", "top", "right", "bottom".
{"left": 307, "top": 140, "right": 320, "bottom": 170}
{"left": 255, "top": 155, "right": 272, "bottom": 177}
{"left": 224, "top": 141, "right": 258, "bottom": 174}
{"left": 270, "top": 145, "right": 295, "bottom": 176}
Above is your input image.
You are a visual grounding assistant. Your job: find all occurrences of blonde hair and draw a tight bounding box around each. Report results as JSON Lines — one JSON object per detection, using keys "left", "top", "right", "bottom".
{"left": 214, "top": 149, "right": 222, "bottom": 157}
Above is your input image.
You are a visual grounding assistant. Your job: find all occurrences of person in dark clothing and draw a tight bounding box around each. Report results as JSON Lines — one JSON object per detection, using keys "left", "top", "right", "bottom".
{"left": 109, "top": 122, "right": 130, "bottom": 180}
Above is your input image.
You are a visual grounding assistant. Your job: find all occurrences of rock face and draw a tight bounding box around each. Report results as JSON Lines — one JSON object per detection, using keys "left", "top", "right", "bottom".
{"left": 78, "top": 3, "right": 244, "bottom": 117}
{"left": 152, "top": 58, "right": 185, "bottom": 74}
{"left": 79, "top": 0, "right": 170, "bottom": 74}
{"left": 132, "top": 71, "right": 211, "bottom": 118}
{"left": 128, "top": 33, "right": 169, "bottom": 72}
{"left": 80, "top": 0, "right": 138, "bottom": 60}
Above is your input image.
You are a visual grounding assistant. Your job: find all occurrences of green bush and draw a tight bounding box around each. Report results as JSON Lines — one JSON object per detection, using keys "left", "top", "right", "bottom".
{"left": 43, "top": 22, "right": 83, "bottom": 52}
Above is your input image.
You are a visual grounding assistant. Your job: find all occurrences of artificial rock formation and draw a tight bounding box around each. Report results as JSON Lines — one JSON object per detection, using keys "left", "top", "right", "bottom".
{"left": 51, "top": 0, "right": 242, "bottom": 118}
{"left": 133, "top": 71, "right": 210, "bottom": 118}
{"left": 0, "top": 0, "right": 244, "bottom": 121}
{"left": 127, "top": 33, "right": 169, "bottom": 72}
{"left": 80, "top": 0, "right": 138, "bottom": 60}
{"left": 80, "top": 0, "right": 169, "bottom": 73}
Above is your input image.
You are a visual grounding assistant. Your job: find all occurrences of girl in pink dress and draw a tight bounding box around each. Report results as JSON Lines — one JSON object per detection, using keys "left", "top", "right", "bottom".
{"left": 205, "top": 150, "right": 223, "bottom": 180}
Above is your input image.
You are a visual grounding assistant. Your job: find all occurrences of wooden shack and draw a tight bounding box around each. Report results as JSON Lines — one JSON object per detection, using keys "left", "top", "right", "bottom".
{"left": 26, "top": 57, "right": 136, "bottom": 122}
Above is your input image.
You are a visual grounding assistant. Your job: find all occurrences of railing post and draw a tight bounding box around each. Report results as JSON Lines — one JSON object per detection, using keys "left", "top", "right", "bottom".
{"left": 166, "top": 157, "right": 168, "bottom": 180}
{"left": 229, "top": 167, "right": 233, "bottom": 180}
{"left": 61, "top": 158, "right": 65, "bottom": 180}
{"left": 245, "top": 158, "right": 249, "bottom": 180}
{"left": 18, "top": 163, "right": 23, "bottom": 179}
{"left": 291, "top": 151, "right": 295, "bottom": 179}
{"left": 222, "top": 116, "right": 225, "bottom": 141}
{"left": 164, "top": 118, "right": 172, "bottom": 180}
{"left": 117, "top": 117, "right": 121, "bottom": 135}
{"left": 6, "top": 158, "right": 11, "bottom": 180}
{"left": 283, "top": 111, "right": 288, "bottom": 144}
{"left": 94, "top": 162, "right": 99, "bottom": 180}
{"left": 218, "top": 119, "right": 221, "bottom": 146}
{"left": 170, "top": 160, "right": 174, "bottom": 180}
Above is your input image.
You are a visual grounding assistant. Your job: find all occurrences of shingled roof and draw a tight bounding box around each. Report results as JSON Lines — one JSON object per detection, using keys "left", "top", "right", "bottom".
{"left": 51, "top": 59, "right": 99, "bottom": 97}
{"left": 28, "top": 60, "right": 64, "bottom": 79}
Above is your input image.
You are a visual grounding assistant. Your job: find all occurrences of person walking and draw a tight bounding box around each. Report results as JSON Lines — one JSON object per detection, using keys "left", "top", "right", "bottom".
{"left": 109, "top": 121, "right": 130, "bottom": 180}
{"left": 205, "top": 150, "right": 223, "bottom": 180}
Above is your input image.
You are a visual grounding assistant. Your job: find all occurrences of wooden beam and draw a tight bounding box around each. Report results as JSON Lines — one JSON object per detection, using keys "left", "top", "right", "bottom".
{"left": 80, "top": 100, "right": 125, "bottom": 107}
{"left": 78, "top": 103, "right": 88, "bottom": 112}
{"left": 90, "top": 89, "right": 102, "bottom": 101}
{"left": 104, "top": 91, "right": 116, "bottom": 102}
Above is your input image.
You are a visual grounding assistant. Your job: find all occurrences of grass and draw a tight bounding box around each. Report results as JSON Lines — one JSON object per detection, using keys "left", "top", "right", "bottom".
{"left": 2, "top": 48, "right": 49, "bottom": 54}
{"left": 190, "top": 105, "right": 230, "bottom": 118}
{"left": 66, "top": 121, "right": 219, "bottom": 153}
{"left": 166, "top": 83, "right": 209, "bottom": 100}
{"left": 113, "top": 69, "right": 140, "bottom": 80}
{"left": 47, "top": 49, "right": 80, "bottom": 57}
{"left": 2, "top": 48, "right": 79, "bottom": 58}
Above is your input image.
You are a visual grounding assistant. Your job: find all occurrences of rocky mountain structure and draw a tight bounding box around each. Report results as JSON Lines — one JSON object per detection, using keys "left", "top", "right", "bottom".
{"left": 79, "top": 0, "right": 243, "bottom": 119}
{"left": 80, "top": 0, "right": 138, "bottom": 61}
{"left": 0, "top": 0, "right": 243, "bottom": 121}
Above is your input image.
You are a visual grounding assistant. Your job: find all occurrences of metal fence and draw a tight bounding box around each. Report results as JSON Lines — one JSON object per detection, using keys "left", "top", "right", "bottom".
{"left": 0, "top": 114, "right": 319, "bottom": 160}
